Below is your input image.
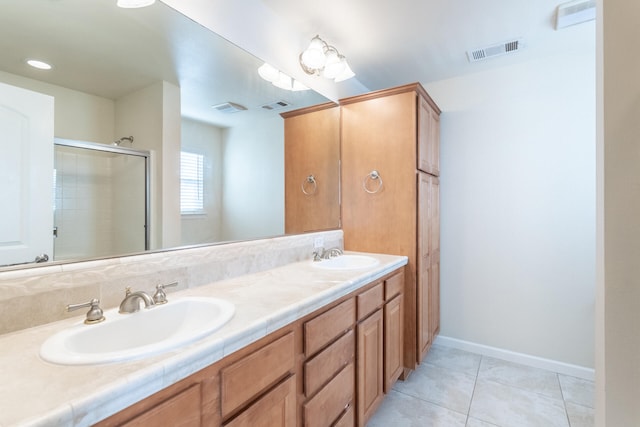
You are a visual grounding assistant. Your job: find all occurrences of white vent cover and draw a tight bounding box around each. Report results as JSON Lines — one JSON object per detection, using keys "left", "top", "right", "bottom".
{"left": 555, "top": 0, "right": 596, "bottom": 30}
{"left": 261, "top": 100, "right": 291, "bottom": 110}
{"left": 467, "top": 39, "right": 523, "bottom": 63}
{"left": 212, "top": 102, "right": 247, "bottom": 113}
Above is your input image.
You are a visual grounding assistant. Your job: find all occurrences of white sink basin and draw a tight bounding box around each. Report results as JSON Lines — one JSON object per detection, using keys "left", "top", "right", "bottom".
{"left": 40, "top": 297, "right": 235, "bottom": 365}
{"left": 312, "top": 254, "right": 379, "bottom": 270}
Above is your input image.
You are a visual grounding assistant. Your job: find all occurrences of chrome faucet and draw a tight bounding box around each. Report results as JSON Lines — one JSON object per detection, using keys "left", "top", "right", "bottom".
{"left": 313, "top": 247, "right": 344, "bottom": 261}
{"left": 119, "top": 287, "right": 155, "bottom": 314}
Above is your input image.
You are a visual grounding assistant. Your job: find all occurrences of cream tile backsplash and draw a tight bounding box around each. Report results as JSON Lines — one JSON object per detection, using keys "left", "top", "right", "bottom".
{"left": 0, "top": 230, "right": 343, "bottom": 335}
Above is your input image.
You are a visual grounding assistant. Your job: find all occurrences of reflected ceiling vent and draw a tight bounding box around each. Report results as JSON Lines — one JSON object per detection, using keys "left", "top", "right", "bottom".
{"left": 261, "top": 100, "right": 291, "bottom": 111}
{"left": 555, "top": 0, "right": 596, "bottom": 30}
{"left": 467, "top": 39, "right": 523, "bottom": 63}
{"left": 212, "top": 102, "right": 247, "bottom": 113}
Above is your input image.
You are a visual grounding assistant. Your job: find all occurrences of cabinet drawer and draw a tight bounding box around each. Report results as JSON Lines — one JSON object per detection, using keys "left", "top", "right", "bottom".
{"left": 384, "top": 270, "right": 404, "bottom": 301}
{"left": 223, "top": 375, "right": 296, "bottom": 427}
{"left": 304, "top": 329, "right": 355, "bottom": 397}
{"left": 332, "top": 404, "right": 354, "bottom": 427}
{"left": 221, "top": 332, "right": 295, "bottom": 418}
{"left": 357, "top": 283, "right": 383, "bottom": 320}
{"left": 305, "top": 299, "right": 356, "bottom": 356}
{"left": 121, "top": 384, "right": 201, "bottom": 427}
{"left": 304, "top": 363, "right": 355, "bottom": 427}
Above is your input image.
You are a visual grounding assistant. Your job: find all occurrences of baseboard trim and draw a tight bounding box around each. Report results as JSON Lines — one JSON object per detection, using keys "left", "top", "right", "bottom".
{"left": 434, "top": 335, "right": 595, "bottom": 381}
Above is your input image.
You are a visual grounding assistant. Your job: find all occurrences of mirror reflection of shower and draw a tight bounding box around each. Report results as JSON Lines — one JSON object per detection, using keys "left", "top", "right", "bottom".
{"left": 113, "top": 135, "right": 134, "bottom": 146}
{"left": 53, "top": 138, "right": 150, "bottom": 261}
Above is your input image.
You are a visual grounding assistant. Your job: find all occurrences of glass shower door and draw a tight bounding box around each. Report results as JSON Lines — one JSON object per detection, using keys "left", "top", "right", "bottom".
{"left": 53, "top": 139, "right": 149, "bottom": 261}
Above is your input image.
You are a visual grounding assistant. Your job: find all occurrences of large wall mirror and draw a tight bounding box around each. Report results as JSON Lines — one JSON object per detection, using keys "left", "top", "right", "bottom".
{"left": 0, "top": 0, "right": 337, "bottom": 269}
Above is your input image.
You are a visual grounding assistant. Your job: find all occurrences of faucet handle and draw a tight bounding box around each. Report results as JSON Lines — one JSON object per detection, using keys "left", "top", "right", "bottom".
{"left": 67, "top": 298, "right": 105, "bottom": 325}
{"left": 153, "top": 282, "right": 178, "bottom": 304}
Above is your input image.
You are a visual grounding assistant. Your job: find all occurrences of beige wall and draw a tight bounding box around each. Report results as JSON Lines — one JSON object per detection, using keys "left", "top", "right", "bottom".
{"left": 115, "top": 81, "right": 182, "bottom": 250}
{"left": 221, "top": 115, "right": 285, "bottom": 241}
{"left": 181, "top": 118, "right": 224, "bottom": 245}
{"left": 427, "top": 46, "right": 596, "bottom": 371}
{"left": 597, "top": 0, "right": 640, "bottom": 424}
{"left": 0, "top": 70, "right": 115, "bottom": 143}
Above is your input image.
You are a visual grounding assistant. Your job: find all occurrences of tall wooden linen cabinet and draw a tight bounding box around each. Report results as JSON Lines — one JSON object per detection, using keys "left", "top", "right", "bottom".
{"left": 340, "top": 83, "right": 441, "bottom": 372}
{"left": 282, "top": 83, "right": 441, "bottom": 426}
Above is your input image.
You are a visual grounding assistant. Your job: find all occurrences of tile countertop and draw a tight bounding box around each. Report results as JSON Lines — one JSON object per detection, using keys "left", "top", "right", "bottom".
{"left": 0, "top": 252, "right": 408, "bottom": 427}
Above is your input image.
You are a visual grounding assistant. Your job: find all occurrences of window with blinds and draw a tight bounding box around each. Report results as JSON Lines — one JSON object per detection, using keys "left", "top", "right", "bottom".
{"left": 180, "top": 151, "right": 204, "bottom": 214}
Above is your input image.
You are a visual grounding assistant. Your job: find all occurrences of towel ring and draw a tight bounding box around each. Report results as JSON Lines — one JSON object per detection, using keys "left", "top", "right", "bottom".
{"left": 363, "top": 170, "right": 383, "bottom": 194}
{"left": 302, "top": 175, "right": 318, "bottom": 195}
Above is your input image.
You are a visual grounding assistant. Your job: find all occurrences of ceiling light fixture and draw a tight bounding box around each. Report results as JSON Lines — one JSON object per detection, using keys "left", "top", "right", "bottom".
{"left": 26, "top": 59, "right": 52, "bottom": 70}
{"left": 116, "top": 0, "right": 155, "bottom": 8}
{"left": 257, "top": 63, "right": 310, "bottom": 92}
{"left": 299, "top": 35, "right": 355, "bottom": 82}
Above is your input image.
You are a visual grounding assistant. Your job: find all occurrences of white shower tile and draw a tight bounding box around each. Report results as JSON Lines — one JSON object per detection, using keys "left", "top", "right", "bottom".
{"left": 478, "top": 356, "right": 563, "bottom": 399}
{"left": 469, "top": 379, "right": 569, "bottom": 427}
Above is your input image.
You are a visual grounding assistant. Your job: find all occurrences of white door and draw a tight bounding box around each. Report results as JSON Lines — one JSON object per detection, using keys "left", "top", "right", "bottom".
{"left": 0, "top": 82, "right": 54, "bottom": 266}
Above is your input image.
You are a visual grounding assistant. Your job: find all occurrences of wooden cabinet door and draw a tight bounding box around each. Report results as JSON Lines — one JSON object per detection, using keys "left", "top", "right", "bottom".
{"left": 283, "top": 104, "right": 340, "bottom": 233}
{"left": 340, "top": 91, "right": 417, "bottom": 256}
{"left": 417, "top": 95, "right": 440, "bottom": 176}
{"left": 417, "top": 173, "right": 432, "bottom": 361}
{"left": 357, "top": 309, "right": 384, "bottom": 427}
{"left": 429, "top": 176, "right": 440, "bottom": 337}
{"left": 384, "top": 294, "right": 404, "bottom": 392}
{"left": 224, "top": 375, "right": 296, "bottom": 427}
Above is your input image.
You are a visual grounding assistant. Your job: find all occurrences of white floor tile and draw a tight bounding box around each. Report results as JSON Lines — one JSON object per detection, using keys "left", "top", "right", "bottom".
{"left": 425, "top": 344, "right": 483, "bottom": 376}
{"left": 478, "top": 356, "right": 563, "bottom": 400}
{"left": 366, "top": 389, "right": 467, "bottom": 427}
{"left": 559, "top": 374, "right": 594, "bottom": 408}
{"left": 465, "top": 417, "right": 501, "bottom": 427}
{"left": 469, "top": 379, "right": 569, "bottom": 427}
{"left": 369, "top": 347, "right": 595, "bottom": 426}
{"left": 565, "top": 402, "right": 594, "bottom": 427}
{"left": 394, "top": 362, "right": 476, "bottom": 413}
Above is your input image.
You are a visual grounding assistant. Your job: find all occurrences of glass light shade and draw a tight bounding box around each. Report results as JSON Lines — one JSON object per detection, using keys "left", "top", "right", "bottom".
{"left": 272, "top": 72, "right": 293, "bottom": 90}
{"left": 258, "top": 63, "right": 280, "bottom": 82}
{"left": 292, "top": 80, "right": 310, "bottom": 91}
{"left": 334, "top": 61, "right": 356, "bottom": 82}
{"left": 301, "top": 37, "right": 326, "bottom": 69}
{"left": 117, "top": 0, "right": 155, "bottom": 8}
{"left": 322, "top": 51, "right": 346, "bottom": 79}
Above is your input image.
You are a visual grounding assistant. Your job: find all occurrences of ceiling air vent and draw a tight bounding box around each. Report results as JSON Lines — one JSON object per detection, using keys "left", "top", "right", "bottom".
{"left": 555, "top": 0, "right": 596, "bottom": 30}
{"left": 261, "top": 100, "right": 291, "bottom": 111}
{"left": 212, "top": 102, "right": 247, "bottom": 114}
{"left": 467, "top": 39, "right": 523, "bottom": 63}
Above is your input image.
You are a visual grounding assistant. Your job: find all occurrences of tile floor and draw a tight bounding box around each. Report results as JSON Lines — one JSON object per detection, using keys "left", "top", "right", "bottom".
{"left": 367, "top": 344, "right": 594, "bottom": 427}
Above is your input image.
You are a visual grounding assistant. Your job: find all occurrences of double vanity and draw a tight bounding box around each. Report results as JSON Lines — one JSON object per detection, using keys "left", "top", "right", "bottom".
{"left": 0, "top": 241, "right": 407, "bottom": 426}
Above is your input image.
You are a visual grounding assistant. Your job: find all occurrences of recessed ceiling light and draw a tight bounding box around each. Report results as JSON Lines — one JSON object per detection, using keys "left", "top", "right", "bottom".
{"left": 26, "top": 59, "right": 52, "bottom": 70}
{"left": 116, "top": 0, "right": 155, "bottom": 8}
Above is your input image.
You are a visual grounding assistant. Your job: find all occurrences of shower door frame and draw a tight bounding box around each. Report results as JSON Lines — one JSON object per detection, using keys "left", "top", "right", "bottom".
{"left": 53, "top": 138, "right": 151, "bottom": 251}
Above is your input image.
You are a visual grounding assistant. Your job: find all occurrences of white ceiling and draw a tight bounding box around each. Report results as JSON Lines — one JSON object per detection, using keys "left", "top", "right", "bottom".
{"left": 0, "top": 0, "right": 595, "bottom": 128}
{"left": 260, "top": 0, "right": 595, "bottom": 94}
